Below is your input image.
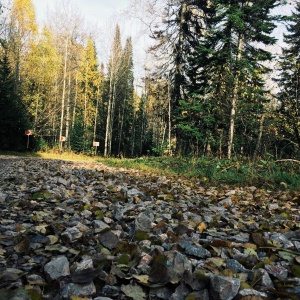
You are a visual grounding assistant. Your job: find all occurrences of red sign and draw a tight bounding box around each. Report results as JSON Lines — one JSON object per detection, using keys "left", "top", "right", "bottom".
{"left": 25, "top": 130, "right": 33, "bottom": 135}
{"left": 60, "top": 136, "right": 66, "bottom": 142}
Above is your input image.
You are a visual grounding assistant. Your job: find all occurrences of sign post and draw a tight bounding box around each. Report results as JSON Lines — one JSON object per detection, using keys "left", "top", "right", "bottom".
{"left": 93, "top": 141, "right": 99, "bottom": 156}
{"left": 25, "top": 130, "right": 33, "bottom": 149}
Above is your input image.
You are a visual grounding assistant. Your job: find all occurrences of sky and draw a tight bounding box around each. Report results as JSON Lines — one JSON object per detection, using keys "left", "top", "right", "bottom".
{"left": 31, "top": 0, "right": 296, "bottom": 83}
{"left": 31, "top": 0, "right": 150, "bottom": 80}
{"left": 32, "top": 0, "right": 131, "bottom": 25}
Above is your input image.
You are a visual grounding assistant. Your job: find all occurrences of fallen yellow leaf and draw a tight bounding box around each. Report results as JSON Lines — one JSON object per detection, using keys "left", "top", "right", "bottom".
{"left": 197, "top": 222, "right": 207, "bottom": 233}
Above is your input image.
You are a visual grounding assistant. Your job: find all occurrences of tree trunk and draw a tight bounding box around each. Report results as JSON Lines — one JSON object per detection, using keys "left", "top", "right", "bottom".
{"left": 227, "top": 34, "right": 244, "bottom": 159}
{"left": 65, "top": 72, "right": 71, "bottom": 147}
{"left": 117, "top": 89, "right": 127, "bottom": 155}
{"left": 72, "top": 71, "right": 78, "bottom": 130}
{"left": 59, "top": 38, "right": 68, "bottom": 152}
{"left": 93, "top": 85, "right": 101, "bottom": 142}
{"left": 253, "top": 113, "right": 265, "bottom": 160}
{"left": 168, "top": 78, "right": 172, "bottom": 155}
{"left": 104, "top": 77, "right": 116, "bottom": 157}
{"left": 34, "top": 87, "right": 40, "bottom": 131}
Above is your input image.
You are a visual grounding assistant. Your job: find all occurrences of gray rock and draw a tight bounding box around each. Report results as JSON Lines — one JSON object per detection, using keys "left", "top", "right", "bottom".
{"left": 93, "top": 220, "right": 110, "bottom": 233}
{"left": 81, "top": 209, "right": 92, "bottom": 218}
{"left": 27, "top": 274, "right": 46, "bottom": 286}
{"left": 178, "top": 240, "right": 193, "bottom": 249}
{"left": 135, "top": 210, "right": 154, "bottom": 232}
{"left": 269, "top": 233, "right": 294, "bottom": 249}
{"left": 44, "top": 256, "right": 70, "bottom": 281}
{"left": 265, "top": 264, "right": 289, "bottom": 281}
{"left": 61, "top": 226, "right": 82, "bottom": 243}
{"left": 294, "top": 240, "right": 300, "bottom": 251}
{"left": 75, "top": 258, "right": 93, "bottom": 271}
{"left": 210, "top": 275, "right": 240, "bottom": 300}
{"left": 99, "top": 230, "right": 121, "bottom": 250}
{"left": 268, "top": 203, "right": 279, "bottom": 210}
{"left": 165, "top": 250, "right": 193, "bottom": 284}
{"left": 150, "top": 287, "right": 173, "bottom": 299}
{"left": 218, "top": 197, "right": 232, "bottom": 207}
{"left": 257, "top": 269, "right": 275, "bottom": 288}
{"left": 127, "top": 188, "right": 141, "bottom": 197}
{"left": 0, "top": 192, "right": 7, "bottom": 203}
{"left": 102, "top": 285, "right": 121, "bottom": 297}
{"left": 226, "top": 259, "right": 248, "bottom": 273}
{"left": 162, "top": 213, "right": 172, "bottom": 220}
{"left": 229, "top": 233, "right": 249, "bottom": 243}
{"left": 169, "top": 283, "right": 191, "bottom": 300}
{"left": 238, "top": 289, "right": 268, "bottom": 298}
{"left": 62, "top": 282, "right": 96, "bottom": 298}
{"left": 185, "top": 245, "right": 211, "bottom": 258}
{"left": 58, "top": 177, "right": 68, "bottom": 186}
{"left": 113, "top": 203, "right": 124, "bottom": 221}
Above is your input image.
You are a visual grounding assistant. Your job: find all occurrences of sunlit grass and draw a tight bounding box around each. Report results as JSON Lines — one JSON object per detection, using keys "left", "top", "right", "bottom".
{"left": 0, "top": 150, "right": 97, "bottom": 162}
{"left": 98, "top": 156, "right": 300, "bottom": 190}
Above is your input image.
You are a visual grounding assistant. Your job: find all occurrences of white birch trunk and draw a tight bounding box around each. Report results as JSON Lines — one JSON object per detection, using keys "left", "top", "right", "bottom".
{"left": 59, "top": 38, "right": 68, "bottom": 152}
{"left": 227, "top": 35, "right": 244, "bottom": 159}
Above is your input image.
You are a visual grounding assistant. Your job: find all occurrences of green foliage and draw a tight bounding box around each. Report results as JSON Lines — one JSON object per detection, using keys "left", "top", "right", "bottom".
{"left": 69, "top": 116, "right": 85, "bottom": 153}
{"left": 37, "top": 138, "right": 50, "bottom": 152}
{"left": 0, "top": 45, "right": 33, "bottom": 151}
{"left": 275, "top": 2, "right": 300, "bottom": 157}
{"left": 173, "top": 0, "right": 281, "bottom": 157}
{"left": 97, "top": 156, "right": 300, "bottom": 191}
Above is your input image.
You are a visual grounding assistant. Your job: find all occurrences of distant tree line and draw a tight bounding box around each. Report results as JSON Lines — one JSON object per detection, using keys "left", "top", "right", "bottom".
{"left": 1, "top": 0, "right": 300, "bottom": 160}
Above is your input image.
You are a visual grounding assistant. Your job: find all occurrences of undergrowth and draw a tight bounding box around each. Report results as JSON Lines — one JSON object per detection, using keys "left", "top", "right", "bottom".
{"left": 1, "top": 151, "right": 300, "bottom": 190}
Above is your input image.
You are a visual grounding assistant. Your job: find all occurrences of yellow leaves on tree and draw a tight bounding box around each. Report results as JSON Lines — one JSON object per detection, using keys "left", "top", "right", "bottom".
{"left": 11, "top": 0, "right": 38, "bottom": 34}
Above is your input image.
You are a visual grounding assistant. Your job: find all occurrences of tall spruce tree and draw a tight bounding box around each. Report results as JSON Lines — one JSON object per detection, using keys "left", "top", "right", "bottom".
{"left": 0, "top": 43, "right": 32, "bottom": 151}
{"left": 104, "top": 25, "right": 123, "bottom": 157}
{"left": 150, "top": 0, "right": 207, "bottom": 154}
{"left": 179, "top": 0, "right": 280, "bottom": 157}
{"left": 115, "top": 37, "right": 135, "bottom": 157}
{"left": 276, "top": 2, "right": 300, "bottom": 157}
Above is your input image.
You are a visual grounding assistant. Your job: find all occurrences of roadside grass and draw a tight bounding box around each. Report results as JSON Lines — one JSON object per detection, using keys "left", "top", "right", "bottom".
{"left": 98, "top": 156, "right": 300, "bottom": 190}
{"left": 1, "top": 151, "right": 300, "bottom": 190}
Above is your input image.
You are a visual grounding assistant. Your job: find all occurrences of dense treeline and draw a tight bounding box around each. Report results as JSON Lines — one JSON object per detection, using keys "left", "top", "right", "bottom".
{"left": 0, "top": 0, "right": 299, "bottom": 160}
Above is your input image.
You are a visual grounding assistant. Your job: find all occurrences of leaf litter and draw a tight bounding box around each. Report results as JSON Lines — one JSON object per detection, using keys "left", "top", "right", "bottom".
{"left": 0, "top": 156, "right": 299, "bottom": 299}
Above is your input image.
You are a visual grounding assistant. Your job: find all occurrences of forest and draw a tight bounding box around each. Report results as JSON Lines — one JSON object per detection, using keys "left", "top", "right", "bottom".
{"left": 0, "top": 0, "right": 300, "bottom": 160}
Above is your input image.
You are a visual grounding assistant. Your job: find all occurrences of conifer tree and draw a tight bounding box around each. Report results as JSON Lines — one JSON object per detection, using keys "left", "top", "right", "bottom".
{"left": 115, "top": 37, "right": 135, "bottom": 156}
{"left": 0, "top": 43, "right": 32, "bottom": 151}
{"left": 179, "top": 0, "right": 280, "bottom": 157}
{"left": 104, "top": 25, "right": 123, "bottom": 157}
{"left": 276, "top": 2, "right": 300, "bottom": 156}
{"left": 75, "top": 37, "right": 101, "bottom": 152}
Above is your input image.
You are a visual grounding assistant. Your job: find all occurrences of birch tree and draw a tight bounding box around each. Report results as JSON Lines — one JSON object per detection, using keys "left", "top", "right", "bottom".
{"left": 7, "top": 0, "right": 37, "bottom": 92}
{"left": 22, "top": 26, "right": 59, "bottom": 136}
